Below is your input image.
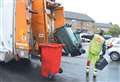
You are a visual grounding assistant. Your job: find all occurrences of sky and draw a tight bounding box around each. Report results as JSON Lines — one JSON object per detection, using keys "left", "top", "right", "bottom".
{"left": 56, "top": 0, "right": 120, "bottom": 25}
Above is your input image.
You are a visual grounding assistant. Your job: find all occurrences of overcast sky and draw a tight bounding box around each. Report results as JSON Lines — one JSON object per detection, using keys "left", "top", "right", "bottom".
{"left": 57, "top": 0, "right": 120, "bottom": 25}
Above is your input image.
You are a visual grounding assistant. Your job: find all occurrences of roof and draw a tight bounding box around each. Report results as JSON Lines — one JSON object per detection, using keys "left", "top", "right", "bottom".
{"left": 64, "top": 11, "right": 94, "bottom": 22}
{"left": 96, "top": 23, "right": 112, "bottom": 28}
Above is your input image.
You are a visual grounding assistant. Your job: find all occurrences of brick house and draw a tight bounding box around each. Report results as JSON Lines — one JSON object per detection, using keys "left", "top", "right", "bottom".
{"left": 95, "top": 23, "right": 112, "bottom": 32}
{"left": 64, "top": 11, "right": 95, "bottom": 32}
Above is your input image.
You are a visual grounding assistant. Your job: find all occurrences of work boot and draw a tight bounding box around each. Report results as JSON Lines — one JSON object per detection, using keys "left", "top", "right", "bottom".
{"left": 86, "top": 71, "right": 89, "bottom": 77}
{"left": 93, "top": 69, "right": 97, "bottom": 78}
{"left": 93, "top": 74, "right": 96, "bottom": 78}
{"left": 86, "top": 66, "right": 90, "bottom": 77}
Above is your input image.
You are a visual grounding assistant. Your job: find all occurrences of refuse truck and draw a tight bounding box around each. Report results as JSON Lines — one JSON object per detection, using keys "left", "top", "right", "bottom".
{"left": 0, "top": 0, "right": 65, "bottom": 62}
{"left": 0, "top": 0, "right": 84, "bottom": 63}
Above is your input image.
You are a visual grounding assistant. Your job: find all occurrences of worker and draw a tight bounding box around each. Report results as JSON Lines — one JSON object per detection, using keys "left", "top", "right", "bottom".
{"left": 86, "top": 30, "right": 106, "bottom": 78}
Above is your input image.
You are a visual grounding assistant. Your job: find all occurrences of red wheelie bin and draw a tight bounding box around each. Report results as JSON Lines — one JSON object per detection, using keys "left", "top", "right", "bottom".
{"left": 39, "top": 43, "right": 64, "bottom": 79}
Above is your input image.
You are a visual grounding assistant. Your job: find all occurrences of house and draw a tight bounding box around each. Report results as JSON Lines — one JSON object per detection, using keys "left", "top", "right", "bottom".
{"left": 64, "top": 11, "right": 95, "bottom": 32}
{"left": 96, "top": 23, "right": 112, "bottom": 32}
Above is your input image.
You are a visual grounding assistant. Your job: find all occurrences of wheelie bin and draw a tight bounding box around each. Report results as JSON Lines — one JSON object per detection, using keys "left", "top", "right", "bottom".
{"left": 39, "top": 43, "right": 64, "bottom": 79}
{"left": 54, "top": 25, "right": 85, "bottom": 57}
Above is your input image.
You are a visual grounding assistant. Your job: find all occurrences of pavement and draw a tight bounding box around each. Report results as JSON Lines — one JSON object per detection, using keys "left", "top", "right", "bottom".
{"left": 0, "top": 43, "right": 120, "bottom": 82}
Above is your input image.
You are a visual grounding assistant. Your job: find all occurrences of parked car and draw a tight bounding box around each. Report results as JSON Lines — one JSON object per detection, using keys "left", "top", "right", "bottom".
{"left": 107, "top": 38, "right": 120, "bottom": 61}
{"left": 104, "top": 35, "right": 112, "bottom": 40}
{"left": 80, "top": 33, "right": 93, "bottom": 42}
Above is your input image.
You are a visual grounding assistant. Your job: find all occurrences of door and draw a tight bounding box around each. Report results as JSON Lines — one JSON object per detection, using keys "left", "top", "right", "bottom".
{"left": 15, "top": 0, "right": 30, "bottom": 50}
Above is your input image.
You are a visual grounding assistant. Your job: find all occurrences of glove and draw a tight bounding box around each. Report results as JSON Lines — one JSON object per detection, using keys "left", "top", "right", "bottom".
{"left": 100, "top": 55, "right": 104, "bottom": 58}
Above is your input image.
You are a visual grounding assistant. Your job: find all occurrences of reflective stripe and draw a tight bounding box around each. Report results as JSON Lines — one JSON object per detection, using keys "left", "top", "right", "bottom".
{"left": 94, "top": 68, "right": 97, "bottom": 72}
{"left": 86, "top": 66, "right": 90, "bottom": 69}
{"left": 86, "top": 66, "right": 90, "bottom": 72}
{"left": 16, "top": 42, "right": 28, "bottom": 46}
{"left": 86, "top": 69, "right": 89, "bottom": 72}
{"left": 93, "top": 71, "right": 97, "bottom": 76}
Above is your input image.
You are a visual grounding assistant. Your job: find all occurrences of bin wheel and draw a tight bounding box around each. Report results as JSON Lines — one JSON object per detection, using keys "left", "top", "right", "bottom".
{"left": 48, "top": 73, "right": 54, "bottom": 79}
{"left": 40, "top": 56, "right": 42, "bottom": 62}
{"left": 62, "top": 52, "right": 68, "bottom": 56}
{"left": 59, "top": 68, "right": 63, "bottom": 73}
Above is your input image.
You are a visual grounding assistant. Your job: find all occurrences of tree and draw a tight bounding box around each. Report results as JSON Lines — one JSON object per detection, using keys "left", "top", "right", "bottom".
{"left": 108, "top": 24, "right": 120, "bottom": 37}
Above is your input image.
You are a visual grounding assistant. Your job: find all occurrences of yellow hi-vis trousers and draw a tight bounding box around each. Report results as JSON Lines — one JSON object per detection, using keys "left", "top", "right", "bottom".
{"left": 86, "top": 51, "right": 100, "bottom": 75}
{"left": 88, "top": 51, "right": 100, "bottom": 66}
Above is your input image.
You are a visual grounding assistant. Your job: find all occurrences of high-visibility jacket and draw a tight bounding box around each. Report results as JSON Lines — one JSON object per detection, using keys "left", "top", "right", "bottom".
{"left": 89, "top": 34, "right": 105, "bottom": 55}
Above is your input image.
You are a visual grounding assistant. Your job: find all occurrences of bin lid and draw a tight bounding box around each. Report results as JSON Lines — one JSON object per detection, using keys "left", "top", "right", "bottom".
{"left": 39, "top": 43, "right": 64, "bottom": 48}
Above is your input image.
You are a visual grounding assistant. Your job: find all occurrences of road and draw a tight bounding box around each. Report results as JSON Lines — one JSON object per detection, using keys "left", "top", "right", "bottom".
{"left": 0, "top": 43, "right": 120, "bottom": 82}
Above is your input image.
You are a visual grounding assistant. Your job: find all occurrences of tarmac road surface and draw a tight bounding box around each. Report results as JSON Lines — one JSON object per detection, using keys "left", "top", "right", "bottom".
{"left": 0, "top": 43, "right": 120, "bottom": 82}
